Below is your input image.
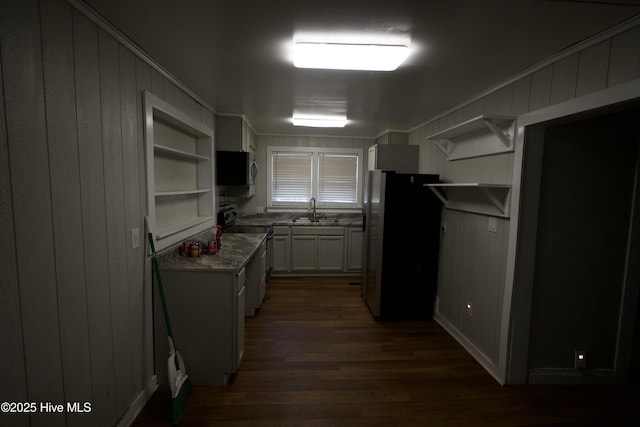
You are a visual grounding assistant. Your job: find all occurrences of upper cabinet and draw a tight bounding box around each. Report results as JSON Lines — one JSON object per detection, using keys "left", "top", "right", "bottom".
{"left": 426, "top": 115, "right": 515, "bottom": 160}
{"left": 368, "top": 144, "right": 419, "bottom": 173}
{"left": 144, "top": 91, "right": 215, "bottom": 250}
{"left": 215, "top": 114, "right": 256, "bottom": 152}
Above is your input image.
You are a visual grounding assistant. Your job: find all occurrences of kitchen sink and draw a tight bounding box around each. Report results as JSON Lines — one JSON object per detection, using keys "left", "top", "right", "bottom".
{"left": 291, "top": 216, "right": 339, "bottom": 224}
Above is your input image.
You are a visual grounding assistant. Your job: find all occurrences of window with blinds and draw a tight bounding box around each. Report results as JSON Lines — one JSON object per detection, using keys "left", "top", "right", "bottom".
{"left": 268, "top": 147, "right": 362, "bottom": 209}
{"left": 317, "top": 153, "right": 359, "bottom": 206}
{"left": 271, "top": 152, "right": 313, "bottom": 203}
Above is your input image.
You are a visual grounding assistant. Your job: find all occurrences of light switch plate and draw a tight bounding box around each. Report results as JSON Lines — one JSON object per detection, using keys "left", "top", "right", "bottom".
{"left": 132, "top": 228, "right": 140, "bottom": 249}
{"left": 488, "top": 217, "right": 497, "bottom": 233}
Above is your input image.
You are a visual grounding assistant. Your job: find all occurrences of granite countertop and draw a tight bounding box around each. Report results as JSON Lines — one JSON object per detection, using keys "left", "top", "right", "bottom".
{"left": 158, "top": 233, "right": 266, "bottom": 272}
{"left": 236, "top": 213, "right": 363, "bottom": 227}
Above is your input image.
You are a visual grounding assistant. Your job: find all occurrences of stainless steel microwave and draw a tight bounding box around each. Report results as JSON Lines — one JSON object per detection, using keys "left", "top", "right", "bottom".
{"left": 216, "top": 151, "right": 257, "bottom": 186}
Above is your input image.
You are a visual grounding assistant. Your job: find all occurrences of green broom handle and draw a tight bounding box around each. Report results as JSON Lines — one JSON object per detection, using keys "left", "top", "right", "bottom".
{"left": 147, "top": 231, "right": 175, "bottom": 342}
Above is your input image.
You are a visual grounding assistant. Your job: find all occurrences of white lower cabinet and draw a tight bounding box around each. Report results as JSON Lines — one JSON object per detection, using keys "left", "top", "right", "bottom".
{"left": 318, "top": 236, "right": 345, "bottom": 271}
{"left": 245, "top": 239, "right": 267, "bottom": 316}
{"left": 347, "top": 227, "right": 363, "bottom": 271}
{"left": 235, "top": 268, "right": 245, "bottom": 370}
{"left": 272, "top": 226, "right": 291, "bottom": 273}
{"left": 288, "top": 226, "right": 346, "bottom": 273}
{"left": 291, "top": 235, "right": 318, "bottom": 271}
{"left": 153, "top": 267, "right": 245, "bottom": 385}
{"left": 270, "top": 225, "right": 362, "bottom": 276}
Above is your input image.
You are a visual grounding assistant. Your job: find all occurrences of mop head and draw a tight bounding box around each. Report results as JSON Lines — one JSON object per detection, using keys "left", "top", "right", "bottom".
{"left": 169, "top": 349, "right": 193, "bottom": 425}
{"left": 171, "top": 375, "right": 192, "bottom": 425}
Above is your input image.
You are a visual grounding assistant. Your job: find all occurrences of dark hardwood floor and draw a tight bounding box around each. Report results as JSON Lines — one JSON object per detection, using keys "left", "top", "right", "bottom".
{"left": 132, "top": 277, "right": 640, "bottom": 426}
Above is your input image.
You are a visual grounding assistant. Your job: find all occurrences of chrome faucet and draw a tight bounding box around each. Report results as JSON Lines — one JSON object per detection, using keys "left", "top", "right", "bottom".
{"left": 308, "top": 197, "right": 317, "bottom": 222}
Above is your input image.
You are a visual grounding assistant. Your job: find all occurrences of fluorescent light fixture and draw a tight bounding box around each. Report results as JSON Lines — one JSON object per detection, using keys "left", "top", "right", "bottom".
{"left": 292, "top": 115, "right": 348, "bottom": 128}
{"left": 293, "top": 42, "right": 410, "bottom": 71}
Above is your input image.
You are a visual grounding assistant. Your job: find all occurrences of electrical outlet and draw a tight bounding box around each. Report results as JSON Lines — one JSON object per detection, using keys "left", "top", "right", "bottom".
{"left": 574, "top": 350, "right": 586, "bottom": 369}
{"left": 131, "top": 228, "right": 140, "bottom": 249}
{"left": 465, "top": 301, "right": 473, "bottom": 317}
{"left": 488, "top": 217, "right": 497, "bottom": 233}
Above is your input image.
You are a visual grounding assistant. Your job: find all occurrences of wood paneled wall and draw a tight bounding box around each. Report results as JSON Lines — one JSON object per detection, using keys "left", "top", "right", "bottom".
{"left": 410, "top": 21, "right": 640, "bottom": 380}
{"left": 0, "top": 1, "right": 215, "bottom": 425}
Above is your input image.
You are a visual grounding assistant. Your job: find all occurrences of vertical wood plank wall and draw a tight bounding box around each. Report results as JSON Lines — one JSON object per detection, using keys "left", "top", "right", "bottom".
{"left": 410, "top": 22, "right": 640, "bottom": 378}
{"left": 0, "top": 0, "right": 215, "bottom": 425}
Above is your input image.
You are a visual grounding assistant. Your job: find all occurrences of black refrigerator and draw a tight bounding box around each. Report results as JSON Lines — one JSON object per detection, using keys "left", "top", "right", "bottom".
{"left": 361, "top": 170, "right": 442, "bottom": 320}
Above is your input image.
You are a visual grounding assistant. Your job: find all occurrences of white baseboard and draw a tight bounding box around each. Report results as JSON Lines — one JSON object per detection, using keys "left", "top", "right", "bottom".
{"left": 528, "top": 368, "right": 618, "bottom": 385}
{"left": 117, "top": 375, "right": 158, "bottom": 427}
{"left": 433, "top": 311, "right": 504, "bottom": 385}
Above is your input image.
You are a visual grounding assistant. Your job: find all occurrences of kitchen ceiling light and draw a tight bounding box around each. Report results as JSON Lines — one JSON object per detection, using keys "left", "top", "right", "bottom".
{"left": 292, "top": 115, "right": 348, "bottom": 128}
{"left": 293, "top": 42, "right": 410, "bottom": 71}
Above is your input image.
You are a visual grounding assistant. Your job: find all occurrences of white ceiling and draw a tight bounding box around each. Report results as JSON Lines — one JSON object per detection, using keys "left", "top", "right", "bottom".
{"left": 84, "top": 0, "right": 640, "bottom": 138}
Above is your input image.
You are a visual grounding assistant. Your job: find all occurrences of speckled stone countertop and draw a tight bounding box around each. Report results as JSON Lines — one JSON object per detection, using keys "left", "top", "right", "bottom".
{"left": 236, "top": 213, "right": 363, "bottom": 227}
{"left": 158, "top": 233, "right": 266, "bottom": 272}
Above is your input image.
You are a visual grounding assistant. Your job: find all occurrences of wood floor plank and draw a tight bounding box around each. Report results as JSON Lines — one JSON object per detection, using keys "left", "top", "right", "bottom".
{"left": 133, "top": 277, "right": 640, "bottom": 426}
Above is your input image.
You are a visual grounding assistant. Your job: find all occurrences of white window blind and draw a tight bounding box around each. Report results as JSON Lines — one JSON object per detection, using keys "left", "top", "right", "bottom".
{"left": 317, "top": 153, "right": 358, "bottom": 206}
{"left": 268, "top": 147, "right": 362, "bottom": 209}
{"left": 271, "top": 151, "right": 313, "bottom": 203}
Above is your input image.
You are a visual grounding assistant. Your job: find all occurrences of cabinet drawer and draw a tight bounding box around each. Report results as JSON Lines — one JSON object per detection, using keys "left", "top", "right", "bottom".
{"left": 292, "top": 226, "right": 343, "bottom": 236}
{"left": 273, "top": 226, "right": 291, "bottom": 236}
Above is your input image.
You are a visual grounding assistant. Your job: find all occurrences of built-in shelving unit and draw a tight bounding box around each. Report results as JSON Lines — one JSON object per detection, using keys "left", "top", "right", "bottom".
{"left": 426, "top": 115, "right": 516, "bottom": 160}
{"left": 425, "top": 183, "right": 512, "bottom": 218}
{"left": 154, "top": 144, "right": 211, "bottom": 161}
{"left": 145, "top": 91, "right": 215, "bottom": 249}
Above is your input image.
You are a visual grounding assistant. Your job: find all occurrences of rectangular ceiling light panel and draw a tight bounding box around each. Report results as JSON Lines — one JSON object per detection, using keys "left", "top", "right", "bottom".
{"left": 292, "top": 115, "right": 348, "bottom": 128}
{"left": 293, "top": 42, "right": 409, "bottom": 71}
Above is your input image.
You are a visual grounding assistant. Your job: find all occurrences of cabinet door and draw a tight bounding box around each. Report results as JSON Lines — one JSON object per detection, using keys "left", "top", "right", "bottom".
{"left": 272, "top": 236, "right": 291, "bottom": 273}
{"left": 291, "top": 236, "right": 317, "bottom": 271}
{"left": 236, "top": 285, "right": 245, "bottom": 370}
{"left": 368, "top": 145, "right": 377, "bottom": 171}
{"left": 259, "top": 246, "right": 267, "bottom": 301}
{"left": 318, "top": 236, "right": 345, "bottom": 271}
{"left": 347, "top": 228, "right": 363, "bottom": 271}
{"left": 244, "top": 250, "right": 260, "bottom": 316}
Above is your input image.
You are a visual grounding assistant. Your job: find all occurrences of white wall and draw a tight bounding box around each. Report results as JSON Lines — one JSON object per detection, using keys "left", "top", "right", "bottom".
{"left": 0, "top": 1, "right": 215, "bottom": 425}
{"left": 409, "top": 18, "right": 640, "bottom": 383}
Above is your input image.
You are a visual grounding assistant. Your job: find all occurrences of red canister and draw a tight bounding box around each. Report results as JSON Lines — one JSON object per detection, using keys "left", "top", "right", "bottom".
{"left": 182, "top": 240, "right": 191, "bottom": 257}
{"left": 216, "top": 225, "right": 223, "bottom": 250}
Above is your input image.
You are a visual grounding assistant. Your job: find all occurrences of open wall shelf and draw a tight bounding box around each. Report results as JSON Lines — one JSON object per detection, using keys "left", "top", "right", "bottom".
{"left": 425, "top": 183, "right": 512, "bottom": 218}
{"left": 144, "top": 91, "right": 215, "bottom": 250}
{"left": 426, "top": 115, "right": 516, "bottom": 160}
{"left": 154, "top": 144, "right": 210, "bottom": 161}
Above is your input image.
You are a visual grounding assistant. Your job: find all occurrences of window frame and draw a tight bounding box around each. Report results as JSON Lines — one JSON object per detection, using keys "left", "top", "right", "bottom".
{"left": 267, "top": 146, "right": 363, "bottom": 210}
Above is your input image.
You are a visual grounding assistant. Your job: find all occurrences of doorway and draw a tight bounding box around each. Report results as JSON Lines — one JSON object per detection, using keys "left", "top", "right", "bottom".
{"left": 526, "top": 106, "right": 639, "bottom": 383}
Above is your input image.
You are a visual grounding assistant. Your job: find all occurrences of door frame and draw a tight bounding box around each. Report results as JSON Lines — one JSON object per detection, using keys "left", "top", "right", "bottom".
{"left": 500, "top": 79, "right": 640, "bottom": 385}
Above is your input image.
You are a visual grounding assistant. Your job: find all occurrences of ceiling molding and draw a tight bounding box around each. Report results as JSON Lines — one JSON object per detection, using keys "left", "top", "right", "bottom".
{"left": 407, "top": 13, "right": 640, "bottom": 134}
{"left": 68, "top": 0, "right": 217, "bottom": 115}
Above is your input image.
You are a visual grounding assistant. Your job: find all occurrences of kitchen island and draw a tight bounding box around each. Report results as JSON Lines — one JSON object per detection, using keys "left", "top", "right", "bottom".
{"left": 154, "top": 232, "right": 266, "bottom": 386}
